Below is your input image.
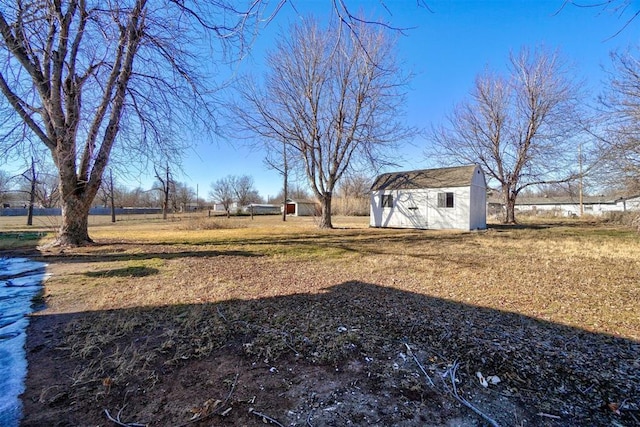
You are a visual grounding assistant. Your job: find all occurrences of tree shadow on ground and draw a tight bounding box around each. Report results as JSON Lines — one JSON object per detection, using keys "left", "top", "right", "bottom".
{"left": 28, "top": 248, "right": 262, "bottom": 265}
{"left": 22, "top": 281, "right": 639, "bottom": 427}
{"left": 6, "top": 230, "right": 468, "bottom": 265}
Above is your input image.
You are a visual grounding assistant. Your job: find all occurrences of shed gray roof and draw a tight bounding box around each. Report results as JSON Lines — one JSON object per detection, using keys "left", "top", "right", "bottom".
{"left": 371, "top": 165, "right": 478, "bottom": 191}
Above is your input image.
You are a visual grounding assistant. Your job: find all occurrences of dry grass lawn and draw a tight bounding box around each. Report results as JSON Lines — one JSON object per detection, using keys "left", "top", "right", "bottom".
{"left": 3, "top": 214, "right": 639, "bottom": 426}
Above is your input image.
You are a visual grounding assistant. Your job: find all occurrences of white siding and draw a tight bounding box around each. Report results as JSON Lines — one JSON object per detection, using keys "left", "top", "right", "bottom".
{"left": 370, "top": 189, "right": 430, "bottom": 229}
{"left": 469, "top": 167, "right": 487, "bottom": 230}
{"left": 370, "top": 186, "right": 482, "bottom": 230}
{"left": 428, "top": 187, "right": 471, "bottom": 230}
{"left": 295, "top": 202, "right": 317, "bottom": 216}
{"left": 622, "top": 197, "right": 640, "bottom": 211}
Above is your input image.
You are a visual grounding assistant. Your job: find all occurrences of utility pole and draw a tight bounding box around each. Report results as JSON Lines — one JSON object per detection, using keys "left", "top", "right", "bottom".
{"left": 109, "top": 169, "right": 116, "bottom": 223}
{"left": 282, "top": 141, "right": 288, "bottom": 222}
{"left": 26, "top": 158, "right": 36, "bottom": 226}
{"left": 578, "top": 144, "right": 584, "bottom": 216}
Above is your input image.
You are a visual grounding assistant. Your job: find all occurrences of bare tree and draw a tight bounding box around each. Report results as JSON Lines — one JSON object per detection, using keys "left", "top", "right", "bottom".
{"left": 171, "top": 182, "right": 195, "bottom": 212}
{"left": 335, "top": 173, "right": 371, "bottom": 216}
{"left": 118, "top": 186, "right": 156, "bottom": 208}
{"left": 560, "top": 1, "right": 640, "bottom": 38}
{"left": 598, "top": 47, "right": 640, "bottom": 195}
{"left": 264, "top": 136, "right": 306, "bottom": 221}
{"left": 266, "top": 142, "right": 290, "bottom": 221}
{"left": 97, "top": 175, "right": 127, "bottom": 210}
{"left": 0, "top": 1, "right": 285, "bottom": 246}
{"left": 429, "top": 47, "right": 585, "bottom": 223}
{"left": 107, "top": 169, "right": 116, "bottom": 223}
{"left": 235, "top": 17, "right": 413, "bottom": 228}
{"left": 0, "top": 169, "right": 13, "bottom": 206}
{"left": 16, "top": 157, "right": 59, "bottom": 224}
{"left": 0, "top": 0, "right": 426, "bottom": 245}
{"left": 154, "top": 164, "right": 173, "bottom": 220}
{"left": 22, "top": 158, "right": 37, "bottom": 226}
{"left": 34, "top": 174, "right": 60, "bottom": 209}
{"left": 210, "top": 177, "right": 234, "bottom": 217}
{"left": 230, "top": 175, "right": 260, "bottom": 207}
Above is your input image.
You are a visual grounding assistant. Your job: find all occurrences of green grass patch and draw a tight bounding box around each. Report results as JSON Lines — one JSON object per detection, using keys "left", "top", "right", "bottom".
{"left": 0, "top": 231, "right": 50, "bottom": 250}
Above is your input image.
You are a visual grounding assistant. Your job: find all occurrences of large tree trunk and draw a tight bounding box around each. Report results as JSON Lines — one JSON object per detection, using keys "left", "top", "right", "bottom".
{"left": 48, "top": 160, "right": 99, "bottom": 247}
{"left": 319, "top": 192, "right": 333, "bottom": 229}
{"left": 504, "top": 191, "right": 517, "bottom": 224}
{"left": 27, "top": 169, "right": 36, "bottom": 227}
{"left": 54, "top": 196, "right": 93, "bottom": 246}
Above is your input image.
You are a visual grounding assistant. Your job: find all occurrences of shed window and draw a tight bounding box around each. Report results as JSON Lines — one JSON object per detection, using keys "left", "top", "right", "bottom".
{"left": 382, "top": 194, "right": 393, "bottom": 208}
{"left": 437, "top": 192, "right": 454, "bottom": 208}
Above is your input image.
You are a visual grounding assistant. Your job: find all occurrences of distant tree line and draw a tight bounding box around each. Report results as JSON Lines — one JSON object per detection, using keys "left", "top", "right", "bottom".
{"left": 1, "top": 162, "right": 371, "bottom": 219}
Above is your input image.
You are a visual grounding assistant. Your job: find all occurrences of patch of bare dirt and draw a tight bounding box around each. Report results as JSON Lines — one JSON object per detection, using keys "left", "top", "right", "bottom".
{"left": 20, "top": 311, "right": 508, "bottom": 427}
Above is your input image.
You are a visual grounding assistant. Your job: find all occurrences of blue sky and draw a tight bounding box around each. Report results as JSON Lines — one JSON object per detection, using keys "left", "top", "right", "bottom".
{"left": 167, "top": 0, "right": 639, "bottom": 201}
{"left": 8, "top": 1, "right": 637, "bottom": 201}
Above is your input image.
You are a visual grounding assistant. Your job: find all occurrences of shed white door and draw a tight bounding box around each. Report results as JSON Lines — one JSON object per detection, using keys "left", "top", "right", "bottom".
{"left": 399, "top": 190, "right": 428, "bottom": 228}
{"left": 402, "top": 206, "right": 422, "bottom": 228}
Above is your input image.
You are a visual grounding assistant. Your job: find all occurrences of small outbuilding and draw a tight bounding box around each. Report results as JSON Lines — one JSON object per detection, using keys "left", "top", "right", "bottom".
{"left": 243, "top": 204, "right": 281, "bottom": 215}
{"left": 370, "top": 164, "right": 487, "bottom": 231}
{"left": 283, "top": 199, "right": 319, "bottom": 217}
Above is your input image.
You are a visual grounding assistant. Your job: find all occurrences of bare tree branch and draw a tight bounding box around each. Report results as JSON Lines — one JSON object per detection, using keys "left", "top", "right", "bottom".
{"left": 597, "top": 46, "right": 640, "bottom": 194}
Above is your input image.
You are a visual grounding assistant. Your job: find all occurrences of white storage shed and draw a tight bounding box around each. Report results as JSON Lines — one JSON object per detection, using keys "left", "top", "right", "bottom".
{"left": 370, "top": 165, "right": 487, "bottom": 231}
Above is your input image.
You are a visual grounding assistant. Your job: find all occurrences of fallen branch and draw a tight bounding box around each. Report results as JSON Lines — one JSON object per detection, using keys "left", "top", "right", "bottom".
{"left": 104, "top": 406, "right": 147, "bottom": 427}
{"left": 249, "top": 409, "right": 285, "bottom": 427}
{"left": 220, "top": 372, "right": 240, "bottom": 409}
{"left": 216, "top": 305, "right": 228, "bottom": 322}
{"left": 404, "top": 343, "right": 435, "bottom": 387}
{"left": 307, "top": 409, "right": 315, "bottom": 427}
{"left": 537, "top": 412, "right": 561, "bottom": 420}
{"left": 447, "top": 361, "right": 500, "bottom": 427}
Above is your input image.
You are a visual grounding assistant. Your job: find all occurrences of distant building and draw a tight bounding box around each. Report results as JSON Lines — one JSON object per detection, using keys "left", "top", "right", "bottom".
{"left": 370, "top": 165, "right": 487, "bottom": 231}
{"left": 283, "top": 199, "right": 319, "bottom": 216}
{"left": 506, "top": 195, "right": 640, "bottom": 217}
{"left": 211, "top": 202, "right": 239, "bottom": 213}
{"left": 243, "top": 204, "right": 281, "bottom": 215}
